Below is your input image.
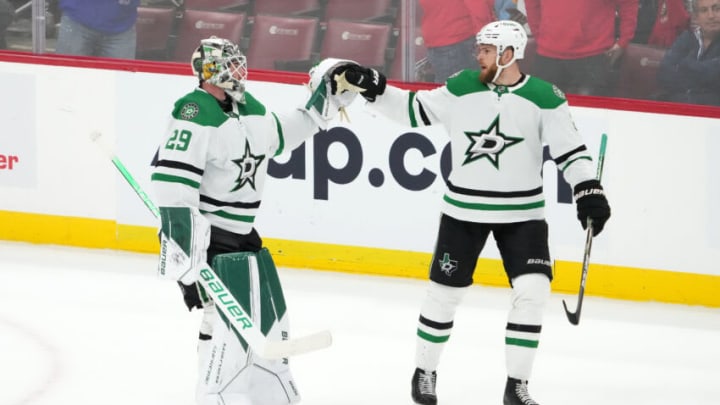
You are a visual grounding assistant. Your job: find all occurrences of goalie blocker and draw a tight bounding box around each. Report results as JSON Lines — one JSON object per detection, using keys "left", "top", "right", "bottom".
{"left": 198, "top": 249, "right": 300, "bottom": 404}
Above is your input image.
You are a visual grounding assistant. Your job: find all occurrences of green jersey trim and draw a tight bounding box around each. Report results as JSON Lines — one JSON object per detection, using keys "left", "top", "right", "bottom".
{"left": 505, "top": 337, "right": 539, "bottom": 348}
{"left": 417, "top": 329, "right": 450, "bottom": 343}
{"left": 443, "top": 195, "right": 545, "bottom": 211}
{"left": 512, "top": 76, "right": 566, "bottom": 109}
{"left": 172, "top": 89, "right": 229, "bottom": 127}
{"left": 446, "top": 70, "right": 490, "bottom": 97}
{"left": 151, "top": 173, "right": 200, "bottom": 189}
{"left": 271, "top": 112, "right": 285, "bottom": 157}
{"left": 408, "top": 91, "right": 418, "bottom": 128}
{"left": 237, "top": 92, "right": 267, "bottom": 116}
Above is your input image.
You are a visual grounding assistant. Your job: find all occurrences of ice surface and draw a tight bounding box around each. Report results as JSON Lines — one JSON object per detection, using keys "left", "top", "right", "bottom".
{"left": 0, "top": 241, "right": 718, "bottom": 405}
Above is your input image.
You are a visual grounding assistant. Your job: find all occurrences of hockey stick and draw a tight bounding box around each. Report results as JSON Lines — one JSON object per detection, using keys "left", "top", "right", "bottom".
{"left": 89, "top": 131, "right": 332, "bottom": 358}
{"left": 562, "top": 133, "right": 608, "bottom": 326}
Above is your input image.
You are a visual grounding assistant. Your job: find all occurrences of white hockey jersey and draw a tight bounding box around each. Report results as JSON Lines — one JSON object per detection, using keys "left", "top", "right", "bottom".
{"left": 151, "top": 88, "right": 319, "bottom": 235}
{"left": 369, "top": 70, "right": 596, "bottom": 223}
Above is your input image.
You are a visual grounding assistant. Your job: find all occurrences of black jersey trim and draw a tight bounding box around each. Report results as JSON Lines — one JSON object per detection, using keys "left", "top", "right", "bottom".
{"left": 507, "top": 73, "right": 527, "bottom": 89}
{"left": 506, "top": 322, "right": 542, "bottom": 333}
{"left": 419, "top": 315, "right": 453, "bottom": 330}
{"left": 155, "top": 159, "right": 204, "bottom": 176}
{"left": 200, "top": 194, "right": 261, "bottom": 209}
{"left": 554, "top": 145, "right": 587, "bottom": 166}
{"left": 447, "top": 180, "right": 543, "bottom": 198}
{"left": 417, "top": 99, "right": 431, "bottom": 126}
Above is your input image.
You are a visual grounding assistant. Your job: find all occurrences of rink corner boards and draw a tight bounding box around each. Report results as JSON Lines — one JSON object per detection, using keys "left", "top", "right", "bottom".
{"left": 1, "top": 209, "right": 718, "bottom": 309}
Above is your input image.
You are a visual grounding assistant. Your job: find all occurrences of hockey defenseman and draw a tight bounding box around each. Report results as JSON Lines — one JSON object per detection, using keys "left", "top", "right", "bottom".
{"left": 327, "top": 21, "right": 611, "bottom": 405}
{"left": 151, "top": 37, "right": 356, "bottom": 405}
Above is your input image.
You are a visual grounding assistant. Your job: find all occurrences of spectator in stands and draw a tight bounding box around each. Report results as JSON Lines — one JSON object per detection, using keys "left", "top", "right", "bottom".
{"left": 418, "top": 0, "right": 496, "bottom": 83}
{"left": 524, "top": 0, "right": 639, "bottom": 96}
{"left": 510, "top": 0, "right": 532, "bottom": 34}
{"left": 55, "top": 0, "right": 139, "bottom": 59}
{"left": 0, "top": 0, "right": 12, "bottom": 49}
{"left": 634, "top": 0, "right": 659, "bottom": 43}
{"left": 657, "top": 0, "right": 720, "bottom": 106}
{"left": 495, "top": 0, "right": 519, "bottom": 20}
{"left": 633, "top": 0, "right": 690, "bottom": 47}
{"left": 497, "top": 0, "right": 530, "bottom": 31}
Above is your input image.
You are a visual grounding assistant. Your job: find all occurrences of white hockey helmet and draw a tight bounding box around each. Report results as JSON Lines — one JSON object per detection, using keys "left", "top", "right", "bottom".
{"left": 191, "top": 36, "right": 247, "bottom": 102}
{"left": 475, "top": 20, "right": 527, "bottom": 61}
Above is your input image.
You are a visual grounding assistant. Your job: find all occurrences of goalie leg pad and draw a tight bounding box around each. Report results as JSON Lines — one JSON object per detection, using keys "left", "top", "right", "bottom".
{"left": 158, "top": 206, "right": 210, "bottom": 285}
{"left": 195, "top": 305, "right": 253, "bottom": 405}
{"left": 195, "top": 250, "right": 299, "bottom": 404}
{"left": 250, "top": 249, "right": 299, "bottom": 403}
{"left": 210, "top": 250, "right": 287, "bottom": 340}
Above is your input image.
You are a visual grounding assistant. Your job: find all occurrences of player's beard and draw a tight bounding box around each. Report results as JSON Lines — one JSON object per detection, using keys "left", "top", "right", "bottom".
{"left": 480, "top": 64, "right": 498, "bottom": 84}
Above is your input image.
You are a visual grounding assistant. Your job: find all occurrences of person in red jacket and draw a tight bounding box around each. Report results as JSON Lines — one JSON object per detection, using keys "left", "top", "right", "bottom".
{"left": 524, "top": 0, "right": 639, "bottom": 96}
{"left": 418, "top": 0, "right": 496, "bottom": 83}
{"left": 633, "top": 0, "right": 690, "bottom": 47}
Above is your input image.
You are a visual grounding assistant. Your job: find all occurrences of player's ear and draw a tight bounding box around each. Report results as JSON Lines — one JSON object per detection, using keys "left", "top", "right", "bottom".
{"left": 501, "top": 47, "right": 515, "bottom": 64}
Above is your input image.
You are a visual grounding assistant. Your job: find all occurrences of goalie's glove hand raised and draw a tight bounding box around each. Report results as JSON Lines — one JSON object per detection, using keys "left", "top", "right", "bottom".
{"left": 574, "top": 179, "right": 611, "bottom": 236}
{"left": 331, "top": 64, "right": 387, "bottom": 102}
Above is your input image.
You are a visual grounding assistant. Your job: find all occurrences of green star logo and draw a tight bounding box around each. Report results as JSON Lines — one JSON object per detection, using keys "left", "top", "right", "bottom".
{"left": 438, "top": 253, "right": 458, "bottom": 276}
{"left": 180, "top": 103, "right": 199, "bottom": 120}
{"left": 231, "top": 139, "right": 266, "bottom": 191}
{"left": 463, "top": 116, "right": 523, "bottom": 168}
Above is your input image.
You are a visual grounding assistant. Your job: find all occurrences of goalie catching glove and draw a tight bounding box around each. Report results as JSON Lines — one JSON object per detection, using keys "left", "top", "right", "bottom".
{"left": 305, "top": 58, "right": 361, "bottom": 126}
{"left": 574, "top": 180, "right": 611, "bottom": 236}
{"left": 329, "top": 63, "right": 387, "bottom": 102}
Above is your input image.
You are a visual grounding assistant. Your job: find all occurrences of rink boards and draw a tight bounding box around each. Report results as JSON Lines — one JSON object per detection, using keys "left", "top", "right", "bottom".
{"left": 0, "top": 53, "right": 719, "bottom": 307}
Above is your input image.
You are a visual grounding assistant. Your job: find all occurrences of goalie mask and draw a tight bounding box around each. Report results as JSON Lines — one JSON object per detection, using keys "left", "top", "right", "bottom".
{"left": 476, "top": 20, "right": 527, "bottom": 82}
{"left": 191, "top": 37, "right": 248, "bottom": 103}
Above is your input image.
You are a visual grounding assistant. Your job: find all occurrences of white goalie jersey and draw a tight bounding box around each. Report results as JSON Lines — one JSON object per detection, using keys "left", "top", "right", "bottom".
{"left": 151, "top": 88, "right": 319, "bottom": 235}
{"left": 368, "top": 70, "right": 597, "bottom": 223}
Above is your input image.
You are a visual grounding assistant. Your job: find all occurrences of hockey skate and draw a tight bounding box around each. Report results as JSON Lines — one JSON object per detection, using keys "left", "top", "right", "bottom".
{"left": 504, "top": 377, "right": 539, "bottom": 405}
{"left": 411, "top": 368, "right": 437, "bottom": 405}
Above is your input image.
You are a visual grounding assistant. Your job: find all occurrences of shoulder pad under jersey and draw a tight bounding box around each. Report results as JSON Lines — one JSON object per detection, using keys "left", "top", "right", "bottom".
{"left": 172, "top": 89, "right": 229, "bottom": 127}
{"left": 512, "top": 76, "right": 567, "bottom": 109}
{"left": 446, "top": 69, "right": 491, "bottom": 97}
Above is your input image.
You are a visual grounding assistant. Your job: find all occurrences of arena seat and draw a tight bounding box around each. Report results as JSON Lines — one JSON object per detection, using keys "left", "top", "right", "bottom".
{"left": 319, "top": 20, "right": 393, "bottom": 70}
{"left": 245, "top": 15, "right": 319, "bottom": 70}
{"left": 252, "top": 0, "right": 322, "bottom": 16}
{"left": 172, "top": 10, "right": 246, "bottom": 62}
{"left": 135, "top": 7, "right": 176, "bottom": 60}
{"left": 615, "top": 43, "right": 667, "bottom": 100}
{"left": 183, "top": 0, "right": 249, "bottom": 11}
{"left": 323, "top": 0, "right": 395, "bottom": 22}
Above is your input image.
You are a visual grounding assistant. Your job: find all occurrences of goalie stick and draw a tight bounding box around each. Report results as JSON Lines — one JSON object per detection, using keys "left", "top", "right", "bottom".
{"left": 89, "top": 131, "right": 332, "bottom": 358}
{"left": 562, "top": 133, "right": 608, "bottom": 325}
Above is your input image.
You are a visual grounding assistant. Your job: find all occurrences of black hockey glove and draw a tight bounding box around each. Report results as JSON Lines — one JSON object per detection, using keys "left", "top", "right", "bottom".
{"left": 178, "top": 281, "right": 204, "bottom": 311}
{"left": 330, "top": 63, "right": 387, "bottom": 102}
{"left": 574, "top": 179, "right": 611, "bottom": 236}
